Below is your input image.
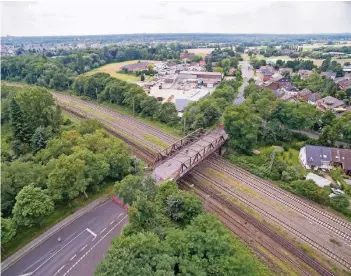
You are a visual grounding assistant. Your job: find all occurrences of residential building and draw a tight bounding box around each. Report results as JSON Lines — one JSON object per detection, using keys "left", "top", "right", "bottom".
{"left": 299, "top": 145, "right": 333, "bottom": 170}
{"left": 307, "top": 93, "right": 321, "bottom": 105}
{"left": 121, "top": 61, "right": 150, "bottom": 71}
{"left": 300, "top": 145, "right": 351, "bottom": 174}
{"left": 316, "top": 96, "right": 346, "bottom": 112}
{"left": 343, "top": 65, "right": 351, "bottom": 73}
{"left": 298, "top": 88, "right": 312, "bottom": 101}
{"left": 180, "top": 52, "right": 195, "bottom": 60}
{"left": 257, "top": 65, "right": 275, "bottom": 81}
{"left": 335, "top": 77, "right": 351, "bottom": 91}
{"left": 298, "top": 69, "right": 313, "bottom": 80}
{"left": 322, "top": 71, "right": 337, "bottom": 80}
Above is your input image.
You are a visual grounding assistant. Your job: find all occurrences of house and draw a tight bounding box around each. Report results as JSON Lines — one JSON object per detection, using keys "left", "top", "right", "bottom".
{"left": 298, "top": 88, "right": 312, "bottom": 101}
{"left": 331, "top": 148, "right": 351, "bottom": 174}
{"left": 299, "top": 145, "right": 333, "bottom": 170}
{"left": 307, "top": 93, "right": 321, "bottom": 105}
{"left": 272, "top": 89, "right": 285, "bottom": 98}
{"left": 257, "top": 65, "right": 275, "bottom": 81}
{"left": 229, "top": 67, "right": 236, "bottom": 75}
{"left": 343, "top": 65, "right": 351, "bottom": 73}
{"left": 322, "top": 71, "right": 337, "bottom": 80}
{"left": 335, "top": 77, "right": 351, "bottom": 91}
{"left": 121, "top": 61, "right": 150, "bottom": 72}
{"left": 316, "top": 96, "right": 346, "bottom": 112}
{"left": 300, "top": 145, "right": 351, "bottom": 174}
{"left": 199, "top": 60, "right": 206, "bottom": 66}
{"left": 298, "top": 69, "right": 313, "bottom": 80}
{"left": 180, "top": 52, "right": 195, "bottom": 60}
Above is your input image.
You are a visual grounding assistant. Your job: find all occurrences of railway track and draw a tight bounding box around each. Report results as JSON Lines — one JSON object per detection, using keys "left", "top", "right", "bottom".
{"left": 190, "top": 170, "right": 351, "bottom": 272}
{"left": 178, "top": 180, "right": 312, "bottom": 276}
{"left": 208, "top": 155, "right": 351, "bottom": 232}
{"left": 56, "top": 94, "right": 351, "bottom": 273}
{"left": 205, "top": 156, "right": 351, "bottom": 243}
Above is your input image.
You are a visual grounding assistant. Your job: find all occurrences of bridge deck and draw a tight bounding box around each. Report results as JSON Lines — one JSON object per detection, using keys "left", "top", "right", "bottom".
{"left": 153, "top": 128, "right": 227, "bottom": 182}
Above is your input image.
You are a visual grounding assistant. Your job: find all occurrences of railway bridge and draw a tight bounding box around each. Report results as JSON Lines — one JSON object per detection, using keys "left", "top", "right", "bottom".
{"left": 152, "top": 126, "right": 228, "bottom": 183}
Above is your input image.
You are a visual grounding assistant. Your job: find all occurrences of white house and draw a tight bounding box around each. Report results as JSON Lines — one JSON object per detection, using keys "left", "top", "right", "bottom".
{"left": 299, "top": 145, "right": 333, "bottom": 170}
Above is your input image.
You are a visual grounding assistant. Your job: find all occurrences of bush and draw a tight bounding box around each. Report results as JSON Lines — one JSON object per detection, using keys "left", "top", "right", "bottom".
{"left": 329, "top": 196, "right": 350, "bottom": 214}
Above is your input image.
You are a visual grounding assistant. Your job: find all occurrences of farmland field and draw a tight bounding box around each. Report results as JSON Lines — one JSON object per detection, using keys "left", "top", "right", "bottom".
{"left": 85, "top": 60, "right": 160, "bottom": 83}
{"left": 187, "top": 48, "right": 215, "bottom": 57}
{"left": 242, "top": 54, "right": 351, "bottom": 66}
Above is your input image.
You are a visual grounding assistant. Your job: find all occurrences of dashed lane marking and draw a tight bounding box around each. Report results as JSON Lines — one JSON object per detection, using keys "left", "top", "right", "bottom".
{"left": 99, "top": 228, "right": 106, "bottom": 234}
{"left": 52, "top": 265, "right": 65, "bottom": 276}
{"left": 80, "top": 245, "right": 87, "bottom": 252}
{"left": 69, "top": 254, "right": 76, "bottom": 261}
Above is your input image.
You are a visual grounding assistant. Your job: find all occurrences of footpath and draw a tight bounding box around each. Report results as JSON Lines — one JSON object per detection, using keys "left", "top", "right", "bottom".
{"left": 1, "top": 196, "right": 109, "bottom": 272}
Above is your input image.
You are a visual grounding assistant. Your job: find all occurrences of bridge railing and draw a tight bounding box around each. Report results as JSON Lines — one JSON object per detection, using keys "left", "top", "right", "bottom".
{"left": 153, "top": 128, "right": 206, "bottom": 165}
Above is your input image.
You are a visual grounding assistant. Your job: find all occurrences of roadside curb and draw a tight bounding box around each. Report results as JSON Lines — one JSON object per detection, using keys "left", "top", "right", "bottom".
{"left": 1, "top": 196, "right": 109, "bottom": 272}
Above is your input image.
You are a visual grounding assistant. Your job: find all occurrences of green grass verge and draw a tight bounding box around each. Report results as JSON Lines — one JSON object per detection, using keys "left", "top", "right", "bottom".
{"left": 1, "top": 183, "right": 115, "bottom": 261}
{"left": 143, "top": 134, "right": 168, "bottom": 148}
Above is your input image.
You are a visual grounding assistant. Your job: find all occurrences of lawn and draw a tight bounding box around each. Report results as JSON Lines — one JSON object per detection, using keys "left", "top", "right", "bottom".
{"left": 1, "top": 182, "right": 115, "bottom": 261}
{"left": 85, "top": 60, "right": 160, "bottom": 83}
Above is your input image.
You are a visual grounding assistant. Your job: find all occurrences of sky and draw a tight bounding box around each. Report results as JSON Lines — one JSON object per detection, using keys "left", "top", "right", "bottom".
{"left": 1, "top": 1, "right": 351, "bottom": 36}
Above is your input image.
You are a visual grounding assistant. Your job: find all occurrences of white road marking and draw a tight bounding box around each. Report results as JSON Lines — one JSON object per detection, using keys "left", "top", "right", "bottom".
{"left": 92, "top": 236, "right": 96, "bottom": 241}
{"left": 100, "top": 228, "right": 106, "bottom": 234}
{"left": 80, "top": 245, "right": 87, "bottom": 252}
{"left": 87, "top": 218, "right": 96, "bottom": 225}
{"left": 69, "top": 254, "right": 76, "bottom": 261}
{"left": 18, "top": 230, "right": 78, "bottom": 275}
{"left": 19, "top": 273, "right": 33, "bottom": 276}
{"left": 29, "top": 229, "right": 88, "bottom": 274}
{"left": 86, "top": 228, "right": 96, "bottom": 237}
{"left": 116, "top": 213, "right": 123, "bottom": 220}
{"left": 62, "top": 215, "right": 128, "bottom": 276}
{"left": 52, "top": 265, "right": 65, "bottom": 276}
{"left": 109, "top": 220, "right": 115, "bottom": 225}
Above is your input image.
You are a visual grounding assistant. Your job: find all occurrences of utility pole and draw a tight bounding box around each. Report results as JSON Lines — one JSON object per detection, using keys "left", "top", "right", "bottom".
{"left": 133, "top": 96, "right": 135, "bottom": 117}
{"left": 95, "top": 88, "right": 98, "bottom": 99}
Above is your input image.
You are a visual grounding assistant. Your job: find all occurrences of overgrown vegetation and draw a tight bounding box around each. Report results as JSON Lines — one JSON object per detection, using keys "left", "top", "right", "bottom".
{"left": 95, "top": 179, "right": 271, "bottom": 276}
{"left": 0, "top": 85, "right": 134, "bottom": 256}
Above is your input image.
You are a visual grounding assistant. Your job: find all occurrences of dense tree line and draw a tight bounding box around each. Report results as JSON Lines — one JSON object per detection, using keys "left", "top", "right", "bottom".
{"left": 72, "top": 73, "right": 179, "bottom": 126}
{"left": 1, "top": 85, "right": 133, "bottom": 249}
{"left": 1, "top": 44, "right": 186, "bottom": 91}
{"left": 95, "top": 180, "right": 270, "bottom": 276}
{"left": 182, "top": 79, "right": 242, "bottom": 131}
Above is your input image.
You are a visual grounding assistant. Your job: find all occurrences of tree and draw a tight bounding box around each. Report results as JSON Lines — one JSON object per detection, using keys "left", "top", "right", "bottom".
{"left": 289, "top": 180, "right": 329, "bottom": 205}
{"left": 114, "top": 175, "right": 157, "bottom": 205}
{"left": 140, "top": 74, "right": 145, "bottom": 81}
{"left": 31, "top": 126, "right": 52, "bottom": 153}
{"left": 213, "top": 67, "right": 224, "bottom": 73}
{"left": 154, "top": 102, "right": 179, "bottom": 126}
{"left": 243, "top": 83, "right": 260, "bottom": 98}
{"left": 47, "top": 154, "right": 89, "bottom": 201}
{"left": 165, "top": 192, "right": 202, "bottom": 225}
{"left": 12, "top": 185, "right": 54, "bottom": 227}
{"left": 9, "top": 98, "right": 30, "bottom": 145}
{"left": 224, "top": 104, "right": 260, "bottom": 152}
{"left": 329, "top": 196, "right": 350, "bottom": 213}
{"left": 1, "top": 161, "right": 48, "bottom": 217}
{"left": 1, "top": 218, "right": 16, "bottom": 246}
{"left": 77, "top": 119, "right": 103, "bottom": 135}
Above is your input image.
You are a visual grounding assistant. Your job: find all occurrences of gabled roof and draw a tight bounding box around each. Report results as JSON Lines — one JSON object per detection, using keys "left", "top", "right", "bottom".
{"left": 304, "top": 145, "right": 332, "bottom": 167}
{"left": 298, "top": 88, "right": 312, "bottom": 97}
{"left": 322, "top": 71, "right": 337, "bottom": 78}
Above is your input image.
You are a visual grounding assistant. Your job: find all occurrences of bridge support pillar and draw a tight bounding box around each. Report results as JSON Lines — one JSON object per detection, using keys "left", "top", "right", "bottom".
{"left": 218, "top": 146, "right": 226, "bottom": 155}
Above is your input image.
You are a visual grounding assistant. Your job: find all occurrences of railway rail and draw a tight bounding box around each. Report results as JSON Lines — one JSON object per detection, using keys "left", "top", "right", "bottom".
{"left": 205, "top": 156, "right": 351, "bottom": 243}
{"left": 57, "top": 94, "right": 351, "bottom": 274}
{"left": 182, "top": 174, "right": 336, "bottom": 276}
{"left": 178, "top": 180, "right": 312, "bottom": 276}
{"left": 191, "top": 170, "right": 351, "bottom": 272}
{"left": 207, "top": 155, "right": 351, "bottom": 232}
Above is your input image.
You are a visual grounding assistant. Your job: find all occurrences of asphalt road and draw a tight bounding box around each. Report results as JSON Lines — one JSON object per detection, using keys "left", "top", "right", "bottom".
{"left": 3, "top": 200, "right": 128, "bottom": 276}
{"left": 233, "top": 61, "right": 254, "bottom": 105}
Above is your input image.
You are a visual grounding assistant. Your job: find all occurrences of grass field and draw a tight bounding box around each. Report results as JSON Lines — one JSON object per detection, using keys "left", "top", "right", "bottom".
{"left": 85, "top": 60, "right": 160, "bottom": 83}
{"left": 187, "top": 48, "right": 214, "bottom": 57}
{"left": 242, "top": 54, "right": 351, "bottom": 66}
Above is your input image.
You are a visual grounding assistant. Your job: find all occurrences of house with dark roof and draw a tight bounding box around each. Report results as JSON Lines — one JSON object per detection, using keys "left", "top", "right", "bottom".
{"left": 298, "top": 69, "right": 313, "bottom": 80}
{"left": 300, "top": 145, "right": 351, "bottom": 174}
{"left": 322, "top": 71, "right": 337, "bottom": 80}
{"left": 307, "top": 93, "right": 321, "bottom": 105}
{"left": 335, "top": 77, "right": 351, "bottom": 91}
{"left": 298, "top": 88, "right": 312, "bottom": 101}
{"left": 257, "top": 66, "right": 275, "bottom": 81}
{"left": 121, "top": 61, "right": 150, "bottom": 71}
{"left": 299, "top": 145, "right": 333, "bottom": 170}
{"left": 316, "top": 96, "right": 346, "bottom": 112}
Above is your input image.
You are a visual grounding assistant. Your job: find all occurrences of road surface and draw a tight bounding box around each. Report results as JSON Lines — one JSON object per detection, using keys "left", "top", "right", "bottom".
{"left": 3, "top": 200, "right": 128, "bottom": 276}
{"left": 233, "top": 61, "right": 254, "bottom": 105}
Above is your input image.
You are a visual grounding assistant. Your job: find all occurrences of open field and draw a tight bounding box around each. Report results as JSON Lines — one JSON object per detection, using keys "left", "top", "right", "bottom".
{"left": 85, "top": 60, "right": 160, "bottom": 83}
{"left": 302, "top": 41, "right": 351, "bottom": 50}
{"left": 187, "top": 48, "right": 214, "bottom": 57}
{"left": 242, "top": 54, "right": 351, "bottom": 66}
